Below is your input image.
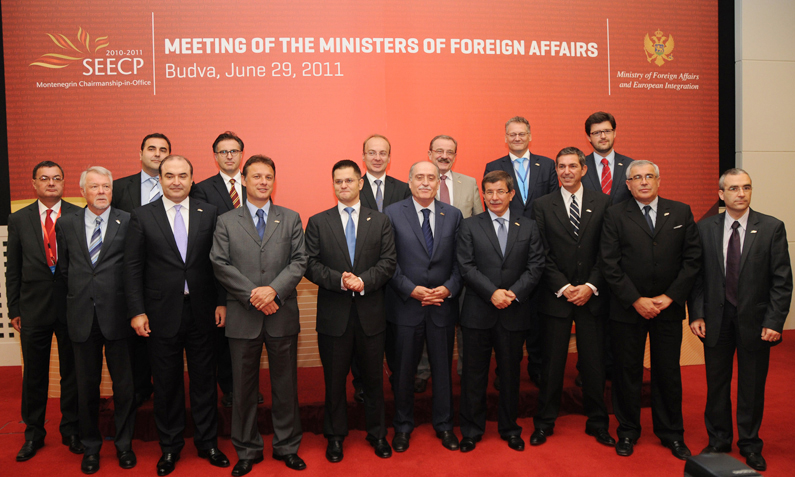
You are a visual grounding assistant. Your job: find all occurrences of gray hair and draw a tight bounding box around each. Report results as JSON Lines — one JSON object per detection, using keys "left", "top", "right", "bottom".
{"left": 408, "top": 161, "right": 440, "bottom": 180}
{"left": 79, "top": 166, "right": 113, "bottom": 190}
{"left": 719, "top": 168, "right": 751, "bottom": 190}
{"left": 626, "top": 160, "right": 660, "bottom": 180}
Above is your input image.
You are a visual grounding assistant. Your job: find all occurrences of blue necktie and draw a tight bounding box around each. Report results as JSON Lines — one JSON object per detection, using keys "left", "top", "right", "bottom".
{"left": 514, "top": 158, "right": 528, "bottom": 203}
{"left": 375, "top": 179, "right": 384, "bottom": 212}
{"left": 89, "top": 217, "right": 103, "bottom": 267}
{"left": 173, "top": 204, "right": 188, "bottom": 293}
{"left": 149, "top": 176, "right": 161, "bottom": 203}
{"left": 344, "top": 207, "right": 356, "bottom": 264}
{"left": 256, "top": 209, "right": 266, "bottom": 240}
{"left": 421, "top": 208, "right": 433, "bottom": 255}
{"left": 496, "top": 217, "right": 507, "bottom": 256}
{"left": 643, "top": 205, "right": 654, "bottom": 233}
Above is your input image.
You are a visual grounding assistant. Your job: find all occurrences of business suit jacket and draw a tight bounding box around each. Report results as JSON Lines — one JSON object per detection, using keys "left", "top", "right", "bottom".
{"left": 111, "top": 172, "right": 144, "bottom": 213}
{"left": 448, "top": 171, "right": 484, "bottom": 218}
{"left": 457, "top": 212, "right": 545, "bottom": 331}
{"left": 360, "top": 174, "right": 411, "bottom": 211}
{"left": 191, "top": 173, "right": 247, "bottom": 215}
{"left": 305, "top": 206, "right": 397, "bottom": 337}
{"left": 483, "top": 153, "right": 559, "bottom": 219}
{"left": 56, "top": 207, "right": 134, "bottom": 342}
{"left": 124, "top": 198, "right": 223, "bottom": 337}
{"left": 582, "top": 152, "right": 634, "bottom": 204}
{"left": 689, "top": 210, "right": 792, "bottom": 351}
{"left": 533, "top": 188, "right": 611, "bottom": 318}
{"left": 600, "top": 197, "right": 702, "bottom": 323}
{"left": 210, "top": 204, "right": 307, "bottom": 339}
{"left": 7, "top": 200, "right": 81, "bottom": 326}
{"left": 385, "top": 198, "right": 463, "bottom": 327}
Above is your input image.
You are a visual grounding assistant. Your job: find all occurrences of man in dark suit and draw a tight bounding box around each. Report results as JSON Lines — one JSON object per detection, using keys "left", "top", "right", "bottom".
{"left": 124, "top": 155, "right": 229, "bottom": 475}
{"left": 531, "top": 147, "right": 614, "bottom": 448}
{"left": 7, "top": 161, "right": 83, "bottom": 461}
{"left": 111, "top": 132, "right": 172, "bottom": 406}
{"left": 384, "top": 161, "right": 463, "bottom": 452}
{"left": 484, "top": 116, "right": 558, "bottom": 388}
{"left": 305, "top": 160, "right": 397, "bottom": 462}
{"left": 600, "top": 160, "right": 702, "bottom": 460}
{"left": 56, "top": 166, "right": 137, "bottom": 473}
{"left": 688, "top": 168, "right": 792, "bottom": 472}
{"left": 582, "top": 112, "right": 634, "bottom": 204}
{"left": 457, "top": 170, "right": 544, "bottom": 453}
{"left": 211, "top": 155, "right": 308, "bottom": 475}
{"left": 191, "top": 131, "right": 248, "bottom": 408}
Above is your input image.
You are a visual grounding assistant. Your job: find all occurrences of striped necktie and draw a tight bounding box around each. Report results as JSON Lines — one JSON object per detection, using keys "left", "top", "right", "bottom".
{"left": 89, "top": 217, "right": 103, "bottom": 266}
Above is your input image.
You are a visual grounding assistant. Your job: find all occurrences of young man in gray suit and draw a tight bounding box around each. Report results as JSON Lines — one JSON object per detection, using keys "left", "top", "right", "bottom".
{"left": 211, "top": 155, "right": 308, "bottom": 475}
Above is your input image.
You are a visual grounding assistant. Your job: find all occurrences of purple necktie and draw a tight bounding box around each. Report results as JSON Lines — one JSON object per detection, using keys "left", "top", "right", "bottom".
{"left": 174, "top": 204, "right": 189, "bottom": 293}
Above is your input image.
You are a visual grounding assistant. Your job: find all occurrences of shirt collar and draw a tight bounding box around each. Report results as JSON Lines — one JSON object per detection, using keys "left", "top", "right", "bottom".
{"left": 635, "top": 196, "right": 659, "bottom": 213}
{"left": 560, "top": 185, "right": 583, "bottom": 204}
{"left": 85, "top": 206, "right": 111, "bottom": 225}
{"left": 162, "top": 195, "right": 189, "bottom": 211}
{"left": 509, "top": 151, "right": 531, "bottom": 162}
{"left": 412, "top": 198, "right": 435, "bottom": 215}
{"left": 594, "top": 150, "right": 616, "bottom": 166}
{"left": 725, "top": 209, "right": 750, "bottom": 230}
{"left": 38, "top": 199, "right": 62, "bottom": 215}
{"left": 338, "top": 201, "right": 361, "bottom": 216}
{"left": 140, "top": 170, "right": 158, "bottom": 183}
{"left": 488, "top": 208, "right": 510, "bottom": 222}
{"left": 246, "top": 199, "right": 271, "bottom": 220}
{"left": 219, "top": 170, "right": 242, "bottom": 184}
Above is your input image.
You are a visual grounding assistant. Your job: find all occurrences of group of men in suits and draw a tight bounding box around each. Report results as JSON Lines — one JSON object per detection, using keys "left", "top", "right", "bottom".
{"left": 7, "top": 110, "right": 791, "bottom": 475}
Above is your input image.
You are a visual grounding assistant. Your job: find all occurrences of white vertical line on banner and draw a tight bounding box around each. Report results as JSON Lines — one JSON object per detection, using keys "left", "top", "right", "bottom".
{"left": 151, "top": 12, "right": 157, "bottom": 95}
{"left": 606, "top": 18, "right": 611, "bottom": 96}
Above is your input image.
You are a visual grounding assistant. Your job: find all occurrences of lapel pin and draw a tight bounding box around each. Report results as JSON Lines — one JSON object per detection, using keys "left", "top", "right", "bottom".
{"left": 751, "top": 230, "right": 758, "bottom": 234}
{"left": 197, "top": 208, "right": 203, "bottom": 212}
{"left": 534, "top": 163, "right": 540, "bottom": 167}
{"left": 514, "top": 222, "right": 520, "bottom": 226}
{"left": 274, "top": 220, "right": 280, "bottom": 223}
{"left": 440, "top": 212, "right": 445, "bottom": 216}
{"left": 116, "top": 219, "right": 121, "bottom": 224}
{"left": 664, "top": 212, "right": 670, "bottom": 216}
{"left": 586, "top": 209, "right": 592, "bottom": 213}
{"left": 618, "top": 163, "right": 624, "bottom": 166}
{"left": 367, "top": 217, "right": 371, "bottom": 221}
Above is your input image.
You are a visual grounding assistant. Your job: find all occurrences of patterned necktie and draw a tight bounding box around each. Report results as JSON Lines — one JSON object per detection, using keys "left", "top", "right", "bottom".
{"left": 149, "top": 176, "right": 162, "bottom": 203}
{"left": 89, "top": 217, "right": 103, "bottom": 267}
{"left": 570, "top": 195, "right": 580, "bottom": 237}
{"left": 440, "top": 175, "right": 451, "bottom": 204}
{"left": 375, "top": 179, "right": 384, "bottom": 212}
{"left": 496, "top": 217, "right": 507, "bottom": 256}
{"left": 44, "top": 208, "right": 57, "bottom": 270}
{"left": 173, "top": 204, "right": 188, "bottom": 293}
{"left": 344, "top": 207, "right": 356, "bottom": 264}
{"left": 725, "top": 221, "right": 741, "bottom": 306}
{"left": 229, "top": 178, "right": 241, "bottom": 208}
{"left": 421, "top": 208, "right": 434, "bottom": 255}
{"left": 643, "top": 205, "right": 654, "bottom": 233}
{"left": 514, "top": 159, "right": 528, "bottom": 204}
{"left": 256, "top": 209, "right": 266, "bottom": 240}
{"left": 600, "top": 158, "right": 612, "bottom": 195}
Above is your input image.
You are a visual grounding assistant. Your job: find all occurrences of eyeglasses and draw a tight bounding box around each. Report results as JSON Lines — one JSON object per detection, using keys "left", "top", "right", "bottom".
{"left": 37, "top": 175, "right": 63, "bottom": 183}
{"left": 628, "top": 174, "right": 657, "bottom": 182}
{"left": 334, "top": 179, "right": 358, "bottom": 185}
{"left": 723, "top": 185, "right": 752, "bottom": 192}
{"left": 216, "top": 149, "right": 242, "bottom": 157}
{"left": 589, "top": 129, "right": 614, "bottom": 137}
{"left": 366, "top": 150, "right": 389, "bottom": 158}
{"left": 432, "top": 149, "right": 456, "bottom": 157}
{"left": 484, "top": 189, "right": 509, "bottom": 197}
{"left": 506, "top": 133, "right": 529, "bottom": 139}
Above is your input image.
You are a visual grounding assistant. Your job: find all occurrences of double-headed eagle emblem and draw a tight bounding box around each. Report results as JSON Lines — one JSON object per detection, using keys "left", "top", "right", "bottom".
{"left": 644, "top": 29, "right": 674, "bottom": 66}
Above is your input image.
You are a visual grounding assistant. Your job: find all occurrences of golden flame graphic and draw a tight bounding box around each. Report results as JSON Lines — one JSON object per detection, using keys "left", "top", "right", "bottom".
{"left": 29, "top": 28, "right": 109, "bottom": 69}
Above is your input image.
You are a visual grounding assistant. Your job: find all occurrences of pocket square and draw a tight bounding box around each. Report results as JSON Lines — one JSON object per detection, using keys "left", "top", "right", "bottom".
{"left": 673, "top": 225, "right": 683, "bottom": 229}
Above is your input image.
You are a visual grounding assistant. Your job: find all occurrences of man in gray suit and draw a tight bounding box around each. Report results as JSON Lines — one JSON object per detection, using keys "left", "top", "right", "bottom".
{"left": 211, "top": 155, "right": 308, "bottom": 475}
{"left": 689, "top": 169, "right": 792, "bottom": 471}
{"left": 56, "top": 166, "right": 137, "bottom": 473}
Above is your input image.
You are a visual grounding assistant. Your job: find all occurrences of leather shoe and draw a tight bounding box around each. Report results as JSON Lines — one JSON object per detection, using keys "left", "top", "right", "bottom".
{"left": 198, "top": 447, "right": 230, "bottom": 467}
{"left": 326, "top": 440, "right": 343, "bottom": 463}
{"left": 615, "top": 437, "right": 636, "bottom": 456}
{"left": 273, "top": 453, "right": 306, "bottom": 471}
{"left": 221, "top": 392, "right": 233, "bottom": 408}
{"left": 493, "top": 375, "right": 500, "bottom": 391}
{"left": 663, "top": 440, "right": 691, "bottom": 460}
{"left": 700, "top": 444, "right": 731, "bottom": 454}
{"left": 156, "top": 452, "right": 180, "bottom": 476}
{"left": 414, "top": 377, "right": 428, "bottom": 393}
{"left": 392, "top": 432, "right": 410, "bottom": 452}
{"left": 231, "top": 455, "right": 263, "bottom": 477}
{"left": 529, "top": 372, "right": 542, "bottom": 387}
{"left": 16, "top": 439, "right": 44, "bottom": 462}
{"left": 586, "top": 428, "right": 616, "bottom": 446}
{"left": 353, "top": 387, "right": 364, "bottom": 404}
{"left": 530, "top": 428, "right": 553, "bottom": 446}
{"left": 436, "top": 430, "right": 459, "bottom": 451}
{"left": 743, "top": 452, "right": 766, "bottom": 471}
{"left": 502, "top": 435, "right": 525, "bottom": 451}
{"left": 366, "top": 436, "right": 393, "bottom": 458}
{"left": 459, "top": 436, "right": 481, "bottom": 453}
{"left": 574, "top": 373, "right": 583, "bottom": 387}
{"left": 63, "top": 435, "right": 86, "bottom": 454}
{"left": 258, "top": 392, "right": 264, "bottom": 404}
{"left": 81, "top": 454, "right": 100, "bottom": 474}
{"left": 117, "top": 450, "right": 137, "bottom": 469}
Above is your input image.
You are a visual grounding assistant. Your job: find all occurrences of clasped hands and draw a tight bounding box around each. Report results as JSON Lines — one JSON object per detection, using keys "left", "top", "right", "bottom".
{"left": 251, "top": 286, "right": 279, "bottom": 315}
{"left": 632, "top": 294, "right": 673, "bottom": 319}
{"left": 411, "top": 286, "right": 450, "bottom": 306}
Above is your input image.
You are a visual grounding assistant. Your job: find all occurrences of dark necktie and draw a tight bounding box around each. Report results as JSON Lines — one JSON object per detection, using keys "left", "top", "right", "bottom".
{"left": 570, "top": 195, "right": 580, "bottom": 236}
{"left": 256, "top": 209, "right": 266, "bottom": 240}
{"left": 600, "top": 158, "right": 612, "bottom": 195}
{"left": 440, "top": 175, "right": 451, "bottom": 204}
{"left": 89, "top": 217, "right": 103, "bottom": 267}
{"left": 725, "top": 221, "right": 741, "bottom": 306}
{"left": 344, "top": 207, "right": 356, "bottom": 264}
{"left": 375, "top": 179, "right": 384, "bottom": 212}
{"left": 643, "top": 205, "right": 654, "bottom": 233}
{"left": 421, "top": 208, "right": 433, "bottom": 255}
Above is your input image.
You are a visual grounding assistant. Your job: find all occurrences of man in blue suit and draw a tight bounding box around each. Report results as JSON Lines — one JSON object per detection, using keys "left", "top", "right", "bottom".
{"left": 384, "top": 161, "right": 463, "bottom": 453}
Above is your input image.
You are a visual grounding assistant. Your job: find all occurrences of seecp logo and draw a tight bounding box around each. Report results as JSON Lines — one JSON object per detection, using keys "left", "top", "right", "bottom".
{"left": 30, "top": 27, "right": 143, "bottom": 75}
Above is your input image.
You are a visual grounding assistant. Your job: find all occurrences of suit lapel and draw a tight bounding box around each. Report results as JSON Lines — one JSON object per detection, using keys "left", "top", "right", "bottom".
{"left": 26, "top": 205, "right": 50, "bottom": 266}
{"left": 583, "top": 155, "right": 600, "bottom": 191}
{"left": 402, "top": 201, "right": 430, "bottom": 257}
{"left": 186, "top": 202, "right": 203, "bottom": 262}
{"left": 502, "top": 215, "right": 520, "bottom": 259}
{"left": 551, "top": 193, "right": 576, "bottom": 240}
{"left": 430, "top": 201, "right": 446, "bottom": 259}
{"left": 653, "top": 199, "right": 671, "bottom": 237}
{"left": 611, "top": 158, "right": 628, "bottom": 196}
{"left": 74, "top": 209, "right": 92, "bottom": 264}
{"left": 450, "top": 171, "right": 463, "bottom": 209}
{"left": 326, "top": 208, "right": 352, "bottom": 267}
{"left": 712, "top": 214, "right": 726, "bottom": 277}
{"left": 152, "top": 200, "right": 183, "bottom": 261}
{"left": 236, "top": 207, "right": 262, "bottom": 245}
{"left": 212, "top": 175, "right": 235, "bottom": 210}
{"left": 578, "top": 189, "right": 596, "bottom": 236}
{"left": 626, "top": 200, "right": 653, "bottom": 237}
{"left": 94, "top": 208, "right": 121, "bottom": 265}
{"left": 478, "top": 213, "right": 503, "bottom": 259}
{"left": 261, "top": 204, "right": 280, "bottom": 249}
{"left": 739, "top": 210, "right": 759, "bottom": 274}
{"left": 525, "top": 155, "right": 543, "bottom": 201}
{"left": 354, "top": 208, "right": 373, "bottom": 266}
{"left": 361, "top": 179, "right": 376, "bottom": 210}
{"left": 131, "top": 176, "right": 143, "bottom": 207}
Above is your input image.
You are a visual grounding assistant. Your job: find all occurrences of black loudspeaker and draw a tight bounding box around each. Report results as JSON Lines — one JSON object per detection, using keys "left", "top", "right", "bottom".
{"left": 684, "top": 454, "right": 762, "bottom": 477}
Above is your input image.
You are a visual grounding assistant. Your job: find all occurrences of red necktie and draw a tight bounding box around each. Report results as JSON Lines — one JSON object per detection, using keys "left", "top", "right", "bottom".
{"left": 229, "top": 178, "right": 241, "bottom": 208}
{"left": 600, "top": 158, "right": 612, "bottom": 195}
{"left": 440, "top": 175, "right": 451, "bottom": 204}
{"left": 44, "top": 208, "right": 57, "bottom": 267}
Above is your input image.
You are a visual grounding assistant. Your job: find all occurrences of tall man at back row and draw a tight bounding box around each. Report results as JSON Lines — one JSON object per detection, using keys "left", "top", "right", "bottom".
{"left": 582, "top": 111, "right": 634, "bottom": 204}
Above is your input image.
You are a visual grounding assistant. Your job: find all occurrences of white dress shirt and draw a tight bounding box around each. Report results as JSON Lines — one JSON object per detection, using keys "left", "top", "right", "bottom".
{"left": 412, "top": 198, "right": 435, "bottom": 236}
